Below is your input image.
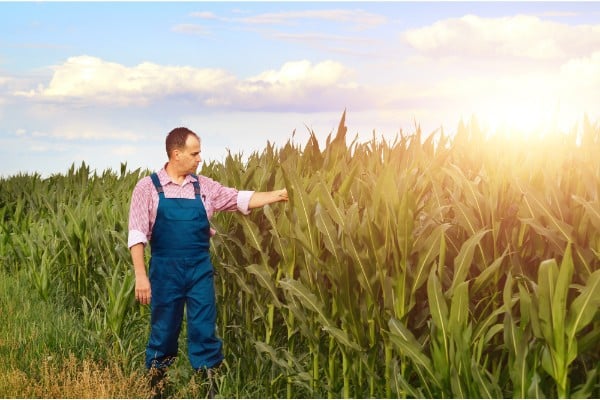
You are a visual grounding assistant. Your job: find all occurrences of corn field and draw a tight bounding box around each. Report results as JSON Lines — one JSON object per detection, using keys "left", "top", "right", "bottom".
{"left": 1, "top": 111, "right": 600, "bottom": 398}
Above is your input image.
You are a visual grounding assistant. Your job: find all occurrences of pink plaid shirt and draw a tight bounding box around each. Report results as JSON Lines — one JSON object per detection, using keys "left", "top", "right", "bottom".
{"left": 127, "top": 166, "right": 254, "bottom": 248}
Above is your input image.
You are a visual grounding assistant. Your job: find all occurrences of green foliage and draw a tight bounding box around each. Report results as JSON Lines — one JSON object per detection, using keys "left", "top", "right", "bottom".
{"left": 0, "top": 163, "right": 148, "bottom": 370}
{"left": 1, "top": 112, "right": 600, "bottom": 398}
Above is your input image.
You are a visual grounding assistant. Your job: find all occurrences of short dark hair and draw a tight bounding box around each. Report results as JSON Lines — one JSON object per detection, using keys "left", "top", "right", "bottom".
{"left": 165, "top": 127, "right": 198, "bottom": 158}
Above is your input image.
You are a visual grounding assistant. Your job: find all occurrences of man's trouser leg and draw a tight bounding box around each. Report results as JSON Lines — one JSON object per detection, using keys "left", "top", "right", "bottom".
{"left": 146, "top": 257, "right": 185, "bottom": 369}
{"left": 186, "top": 259, "right": 224, "bottom": 370}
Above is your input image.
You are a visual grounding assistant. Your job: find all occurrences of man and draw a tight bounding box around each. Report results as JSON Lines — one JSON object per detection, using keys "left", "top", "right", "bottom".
{"left": 128, "top": 127, "right": 288, "bottom": 397}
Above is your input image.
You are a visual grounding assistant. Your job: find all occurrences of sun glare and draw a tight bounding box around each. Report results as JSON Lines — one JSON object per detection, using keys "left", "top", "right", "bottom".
{"left": 473, "top": 93, "right": 570, "bottom": 142}
{"left": 463, "top": 73, "right": 583, "bottom": 143}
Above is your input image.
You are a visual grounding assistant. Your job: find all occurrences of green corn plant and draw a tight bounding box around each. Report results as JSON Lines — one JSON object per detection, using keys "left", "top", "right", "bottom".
{"left": 103, "top": 266, "right": 136, "bottom": 347}
{"left": 388, "top": 261, "right": 504, "bottom": 398}
{"left": 503, "top": 272, "right": 543, "bottom": 398}
{"left": 2, "top": 112, "right": 599, "bottom": 398}
{"left": 521, "top": 244, "right": 600, "bottom": 398}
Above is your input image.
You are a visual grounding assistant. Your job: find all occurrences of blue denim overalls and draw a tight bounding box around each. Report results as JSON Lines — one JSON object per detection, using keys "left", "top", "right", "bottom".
{"left": 145, "top": 173, "right": 223, "bottom": 370}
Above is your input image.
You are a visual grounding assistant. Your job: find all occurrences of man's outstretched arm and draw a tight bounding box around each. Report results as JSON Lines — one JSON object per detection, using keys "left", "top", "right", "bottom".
{"left": 248, "top": 188, "right": 288, "bottom": 209}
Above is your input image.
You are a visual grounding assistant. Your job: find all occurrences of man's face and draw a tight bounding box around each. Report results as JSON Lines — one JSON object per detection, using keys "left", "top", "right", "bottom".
{"left": 177, "top": 135, "right": 202, "bottom": 174}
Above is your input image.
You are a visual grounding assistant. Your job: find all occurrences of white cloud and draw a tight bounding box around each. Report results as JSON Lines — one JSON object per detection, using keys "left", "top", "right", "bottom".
{"left": 15, "top": 56, "right": 368, "bottom": 112}
{"left": 17, "top": 137, "right": 69, "bottom": 153}
{"left": 247, "top": 60, "right": 348, "bottom": 86}
{"left": 14, "top": 126, "right": 143, "bottom": 142}
{"left": 536, "top": 11, "right": 579, "bottom": 18}
{"left": 58, "top": 129, "right": 141, "bottom": 141}
{"left": 273, "top": 32, "right": 368, "bottom": 43}
{"left": 185, "top": 8, "right": 386, "bottom": 31}
{"left": 560, "top": 50, "right": 600, "bottom": 87}
{"left": 0, "top": 76, "right": 12, "bottom": 105}
{"left": 17, "top": 55, "right": 236, "bottom": 105}
{"left": 404, "top": 14, "right": 600, "bottom": 60}
{"left": 233, "top": 60, "right": 370, "bottom": 111}
{"left": 112, "top": 145, "right": 137, "bottom": 157}
{"left": 237, "top": 9, "right": 386, "bottom": 30}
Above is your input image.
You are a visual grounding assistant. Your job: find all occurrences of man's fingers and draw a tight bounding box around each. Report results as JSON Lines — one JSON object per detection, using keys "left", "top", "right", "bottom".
{"left": 278, "top": 189, "right": 289, "bottom": 200}
{"left": 136, "top": 290, "right": 151, "bottom": 304}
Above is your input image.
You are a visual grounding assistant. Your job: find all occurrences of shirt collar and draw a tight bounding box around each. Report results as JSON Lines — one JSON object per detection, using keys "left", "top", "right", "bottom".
{"left": 158, "top": 164, "right": 198, "bottom": 186}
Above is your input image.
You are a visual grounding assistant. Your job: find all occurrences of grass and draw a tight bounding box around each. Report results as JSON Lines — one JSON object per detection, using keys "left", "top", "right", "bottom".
{"left": 0, "top": 355, "right": 149, "bottom": 398}
{"left": 0, "top": 269, "right": 261, "bottom": 398}
{"left": 0, "top": 269, "right": 149, "bottom": 398}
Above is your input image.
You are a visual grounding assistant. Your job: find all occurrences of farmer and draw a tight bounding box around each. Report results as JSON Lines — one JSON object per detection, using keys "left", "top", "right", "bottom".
{"left": 127, "top": 127, "right": 288, "bottom": 397}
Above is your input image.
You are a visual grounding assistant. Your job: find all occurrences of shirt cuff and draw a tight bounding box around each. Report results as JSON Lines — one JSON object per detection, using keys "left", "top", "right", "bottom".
{"left": 237, "top": 190, "right": 255, "bottom": 215}
{"left": 128, "top": 230, "right": 148, "bottom": 249}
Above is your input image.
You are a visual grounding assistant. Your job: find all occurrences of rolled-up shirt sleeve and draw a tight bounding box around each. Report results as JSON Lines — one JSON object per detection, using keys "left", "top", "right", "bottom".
{"left": 128, "top": 229, "right": 148, "bottom": 249}
{"left": 237, "top": 190, "right": 254, "bottom": 215}
{"left": 127, "top": 177, "right": 153, "bottom": 249}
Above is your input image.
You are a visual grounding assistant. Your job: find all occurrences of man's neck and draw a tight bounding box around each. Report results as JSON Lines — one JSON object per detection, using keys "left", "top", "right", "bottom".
{"left": 165, "top": 162, "right": 187, "bottom": 185}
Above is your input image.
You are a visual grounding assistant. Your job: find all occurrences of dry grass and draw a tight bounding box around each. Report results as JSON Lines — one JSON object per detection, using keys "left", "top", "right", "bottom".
{"left": 0, "top": 354, "right": 151, "bottom": 398}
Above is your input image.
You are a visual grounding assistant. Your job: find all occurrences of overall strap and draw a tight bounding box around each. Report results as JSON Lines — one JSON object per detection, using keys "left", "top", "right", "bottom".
{"left": 190, "top": 174, "right": 202, "bottom": 199}
{"left": 150, "top": 173, "right": 165, "bottom": 198}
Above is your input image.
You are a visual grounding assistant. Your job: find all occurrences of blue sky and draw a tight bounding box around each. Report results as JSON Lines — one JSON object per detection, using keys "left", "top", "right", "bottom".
{"left": 1, "top": 2, "right": 599, "bottom": 177}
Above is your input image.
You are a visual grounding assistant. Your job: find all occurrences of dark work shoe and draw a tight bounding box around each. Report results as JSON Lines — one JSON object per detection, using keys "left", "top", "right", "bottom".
{"left": 149, "top": 367, "right": 168, "bottom": 399}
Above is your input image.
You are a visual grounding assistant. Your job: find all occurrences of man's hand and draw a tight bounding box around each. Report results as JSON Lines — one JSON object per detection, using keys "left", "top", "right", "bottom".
{"left": 276, "top": 188, "right": 288, "bottom": 201}
{"left": 249, "top": 188, "right": 289, "bottom": 209}
{"left": 130, "top": 243, "right": 151, "bottom": 304}
{"left": 135, "top": 274, "right": 152, "bottom": 305}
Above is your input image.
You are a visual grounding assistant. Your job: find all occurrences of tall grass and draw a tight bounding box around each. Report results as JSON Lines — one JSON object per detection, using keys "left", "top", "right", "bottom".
{"left": 1, "top": 111, "right": 599, "bottom": 397}
{"left": 0, "top": 269, "right": 149, "bottom": 398}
